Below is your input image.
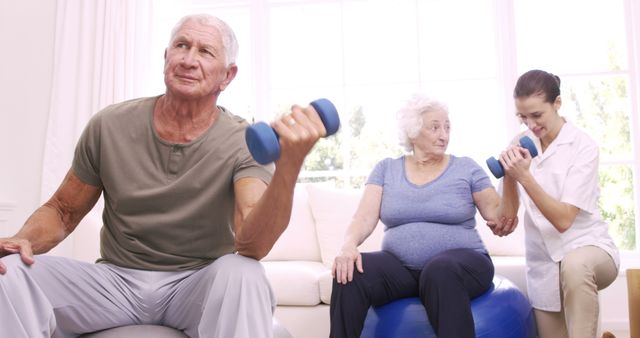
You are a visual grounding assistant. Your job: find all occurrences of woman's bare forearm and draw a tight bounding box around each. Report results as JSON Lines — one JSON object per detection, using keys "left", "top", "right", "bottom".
{"left": 497, "top": 174, "right": 519, "bottom": 219}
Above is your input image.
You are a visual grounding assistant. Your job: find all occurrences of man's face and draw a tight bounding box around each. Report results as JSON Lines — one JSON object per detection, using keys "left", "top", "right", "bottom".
{"left": 163, "top": 19, "right": 236, "bottom": 100}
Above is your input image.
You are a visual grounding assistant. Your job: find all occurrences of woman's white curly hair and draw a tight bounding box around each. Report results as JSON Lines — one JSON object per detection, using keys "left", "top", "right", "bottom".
{"left": 397, "top": 94, "right": 449, "bottom": 153}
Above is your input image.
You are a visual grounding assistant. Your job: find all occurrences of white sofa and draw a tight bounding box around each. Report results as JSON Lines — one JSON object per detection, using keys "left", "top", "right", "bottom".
{"left": 262, "top": 184, "right": 528, "bottom": 338}
{"left": 72, "top": 183, "right": 527, "bottom": 338}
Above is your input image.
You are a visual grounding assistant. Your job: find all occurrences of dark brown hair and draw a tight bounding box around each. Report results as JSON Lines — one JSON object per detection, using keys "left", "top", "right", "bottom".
{"left": 513, "top": 69, "right": 561, "bottom": 103}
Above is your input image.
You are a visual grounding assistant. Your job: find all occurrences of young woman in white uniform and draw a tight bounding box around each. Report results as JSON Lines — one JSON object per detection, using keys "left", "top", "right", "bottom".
{"left": 498, "top": 69, "right": 619, "bottom": 338}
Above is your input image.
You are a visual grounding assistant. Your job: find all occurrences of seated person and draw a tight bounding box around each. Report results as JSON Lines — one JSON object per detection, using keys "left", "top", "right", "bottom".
{"left": 499, "top": 69, "right": 619, "bottom": 338}
{"left": 329, "top": 94, "right": 517, "bottom": 338}
{"left": 0, "top": 14, "right": 327, "bottom": 338}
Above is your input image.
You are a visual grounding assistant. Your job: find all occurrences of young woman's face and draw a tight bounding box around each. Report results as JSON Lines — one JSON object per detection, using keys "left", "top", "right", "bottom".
{"left": 515, "top": 94, "right": 563, "bottom": 140}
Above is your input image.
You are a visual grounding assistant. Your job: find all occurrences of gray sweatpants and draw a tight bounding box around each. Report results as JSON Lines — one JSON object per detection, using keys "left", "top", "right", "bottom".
{"left": 0, "top": 253, "right": 276, "bottom": 338}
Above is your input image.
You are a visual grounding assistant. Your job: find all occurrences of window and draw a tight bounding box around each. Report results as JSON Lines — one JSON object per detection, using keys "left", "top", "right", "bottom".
{"left": 146, "top": 0, "right": 640, "bottom": 252}
{"left": 514, "top": 0, "right": 638, "bottom": 251}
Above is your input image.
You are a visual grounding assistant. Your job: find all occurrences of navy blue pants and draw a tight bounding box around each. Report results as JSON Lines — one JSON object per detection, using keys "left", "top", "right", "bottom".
{"left": 329, "top": 248, "right": 494, "bottom": 338}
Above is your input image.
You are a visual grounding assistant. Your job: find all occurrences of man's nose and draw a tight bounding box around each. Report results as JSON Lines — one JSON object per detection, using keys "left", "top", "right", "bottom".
{"left": 181, "top": 48, "right": 198, "bottom": 66}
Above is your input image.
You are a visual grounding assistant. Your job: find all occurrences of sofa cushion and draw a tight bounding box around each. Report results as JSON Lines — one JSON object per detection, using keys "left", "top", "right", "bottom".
{"left": 492, "top": 256, "right": 528, "bottom": 295}
{"left": 274, "top": 305, "right": 330, "bottom": 338}
{"left": 318, "top": 269, "right": 333, "bottom": 304}
{"left": 263, "top": 184, "right": 322, "bottom": 262}
{"left": 263, "top": 261, "right": 328, "bottom": 306}
{"left": 306, "top": 185, "right": 385, "bottom": 268}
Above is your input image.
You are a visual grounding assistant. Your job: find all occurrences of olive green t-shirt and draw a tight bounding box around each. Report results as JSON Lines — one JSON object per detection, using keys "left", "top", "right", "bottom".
{"left": 72, "top": 96, "right": 273, "bottom": 271}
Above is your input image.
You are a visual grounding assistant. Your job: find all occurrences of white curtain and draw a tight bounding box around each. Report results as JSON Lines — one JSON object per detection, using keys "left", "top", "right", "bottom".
{"left": 41, "top": 0, "right": 153, "bottom": 257}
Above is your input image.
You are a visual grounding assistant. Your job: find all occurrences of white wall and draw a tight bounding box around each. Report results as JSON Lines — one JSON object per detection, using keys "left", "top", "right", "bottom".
{"left": 0, "top": 0, "right": 632, "bottom": 335}
{"left": 0, "top": 0, "right": 57, "bottom": 236}
{"left": 601, "top": 273, "right": 632, "bottom": 335}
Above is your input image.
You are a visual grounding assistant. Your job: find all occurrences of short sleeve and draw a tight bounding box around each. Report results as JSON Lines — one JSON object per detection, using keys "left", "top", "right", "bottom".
{"left": 232, "top": 120, "right": 274, "bottom": 185}
{"left": 233, "top": 149, "right": 274, "bottom": 185}
{"left": 366, "top": 158, "right": 391, "bottom": 186}
{"left": 468, "top": 158, "right": 492, "bottom": 193}
{"left": 560, "top": 141, "right": 600, "bottom": 214}
{"left": 72, "top": 113, "right": 103, "bottom": 187}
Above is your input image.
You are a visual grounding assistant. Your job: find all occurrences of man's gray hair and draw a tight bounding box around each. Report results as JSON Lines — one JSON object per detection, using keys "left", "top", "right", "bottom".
{"left": 397, "top": 94, "right": 449, "bottom": 153}
{"left": 170, "top": 14, "right": 239, "bottom": 66}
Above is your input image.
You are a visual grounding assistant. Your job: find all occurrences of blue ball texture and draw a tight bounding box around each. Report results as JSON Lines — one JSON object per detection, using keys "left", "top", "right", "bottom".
{"left": 361, "top": 275, "right": 536, "bottom": 338}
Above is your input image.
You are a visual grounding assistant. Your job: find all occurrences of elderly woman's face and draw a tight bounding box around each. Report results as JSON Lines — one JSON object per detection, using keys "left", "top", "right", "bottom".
{"left": 411, "top": 109, "right": 450, "bottom": 155}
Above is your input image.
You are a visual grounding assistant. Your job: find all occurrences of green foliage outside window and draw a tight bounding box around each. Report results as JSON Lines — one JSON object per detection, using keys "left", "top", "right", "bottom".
{"left": 566, "top": 76, "right": 636, "bottom": 250}
{"left": 599, "top": 165, "right": 636, "bottom": 250}
{"left": 301, "top": 106, "right": 401, "bottom": 188}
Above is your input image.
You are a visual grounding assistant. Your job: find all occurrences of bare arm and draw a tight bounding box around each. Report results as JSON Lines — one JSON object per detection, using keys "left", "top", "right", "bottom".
{"left": 233, "top": 175, "right": 291, "bottom": 260}
{"left": 501, "top": 174, "right": 520, "bottom": 212}
{"left": 339, "top": 185, "right": 382, "bottom": 249}
{"left": 0, "top": 169, "right": 102, "bottom": 274}
{"left": 513, "top": 174, "right": 578, "bottom": 233}
{"left": 473, "top": 181, "right": 519, "bottom": 237}
{"left": 233, "top": 104, "right": 326, "bottom": 260}
{"left": 333, "top": 184, "right": 382, "bottom": 284}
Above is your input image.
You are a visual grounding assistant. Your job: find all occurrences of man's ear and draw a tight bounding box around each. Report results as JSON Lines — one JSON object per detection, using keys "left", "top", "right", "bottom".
{"left": 220, "top": 64, "right": 238, "bottom": 91}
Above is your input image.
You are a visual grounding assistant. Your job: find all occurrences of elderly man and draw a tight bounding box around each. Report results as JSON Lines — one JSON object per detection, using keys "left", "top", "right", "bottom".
{"left": 0, "top": 14, "right": 325, "bottom": 338}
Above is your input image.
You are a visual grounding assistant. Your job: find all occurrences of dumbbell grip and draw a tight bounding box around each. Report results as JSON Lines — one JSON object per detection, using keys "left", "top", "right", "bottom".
{"left": 486, "top": 136, "right": 538, "bottom": 178}
{"left": 245, "top": 98, "right": 340, "bottom": 165}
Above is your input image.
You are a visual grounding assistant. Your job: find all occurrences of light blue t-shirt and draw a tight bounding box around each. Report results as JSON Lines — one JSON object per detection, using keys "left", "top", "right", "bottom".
{"left": 367, "top": 155, "right": 492, "bottom": 269}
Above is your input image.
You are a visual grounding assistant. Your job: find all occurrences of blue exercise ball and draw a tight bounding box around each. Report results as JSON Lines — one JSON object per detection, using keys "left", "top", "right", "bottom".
{"left": 361, "top": 275, "right": 536, "bottom": 338}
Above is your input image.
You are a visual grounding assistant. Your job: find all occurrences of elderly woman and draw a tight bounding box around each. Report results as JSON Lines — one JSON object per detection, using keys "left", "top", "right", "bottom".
{"left": 329, "top": 94, "right": 518, "bottom": 338}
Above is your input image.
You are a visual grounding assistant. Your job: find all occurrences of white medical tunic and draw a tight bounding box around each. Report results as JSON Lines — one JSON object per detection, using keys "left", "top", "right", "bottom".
{"left": 517, "top": 120, "right": 619, "bottom": 311}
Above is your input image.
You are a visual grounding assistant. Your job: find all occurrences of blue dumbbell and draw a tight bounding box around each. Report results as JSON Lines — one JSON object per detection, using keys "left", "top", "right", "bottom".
{"left": 245, "top": 98, "right": 341, "bottom": 165}
{"left": 486, "top": 136, "right": 539, "bottom": 178}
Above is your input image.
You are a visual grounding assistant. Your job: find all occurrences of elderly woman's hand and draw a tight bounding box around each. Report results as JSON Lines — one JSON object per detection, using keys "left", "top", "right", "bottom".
{"left": 332, "top": 243, "right": 363, "bottom": 285}
{"left": 487, "top": 216, "right": 518, "bottom": 237}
